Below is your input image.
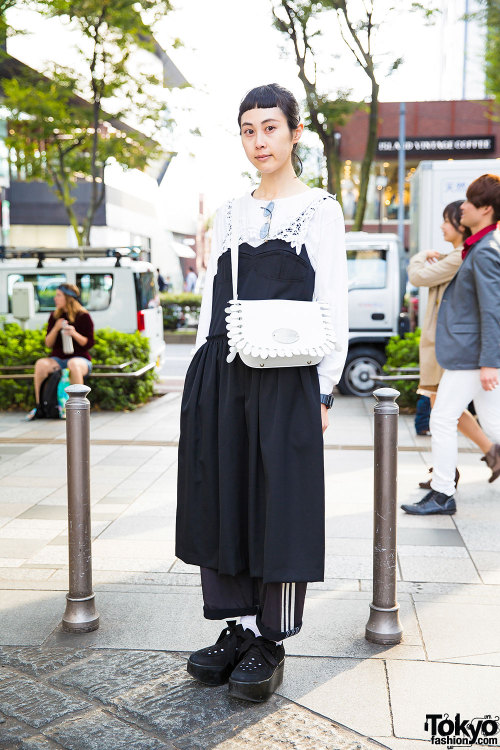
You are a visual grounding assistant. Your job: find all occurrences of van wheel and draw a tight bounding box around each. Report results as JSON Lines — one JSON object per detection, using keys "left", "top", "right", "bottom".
{"left": 337, "top": 348, "right": 386, "bottom": 397}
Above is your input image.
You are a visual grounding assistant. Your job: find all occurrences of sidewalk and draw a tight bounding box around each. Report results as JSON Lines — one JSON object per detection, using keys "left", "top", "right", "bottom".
{"left": 0, "top": 391, "right": 499, "bottom": 749}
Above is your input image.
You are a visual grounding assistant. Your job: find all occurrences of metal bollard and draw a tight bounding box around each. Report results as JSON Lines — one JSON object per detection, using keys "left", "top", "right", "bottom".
{"left": 365, "top": 387, "right": 403, "bottom": 645}
{"left": 61, "top": 384, "right": 99, "bottom": 633}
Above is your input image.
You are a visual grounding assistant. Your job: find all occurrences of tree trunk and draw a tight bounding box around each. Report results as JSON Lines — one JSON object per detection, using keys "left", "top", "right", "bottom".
{"left": 325, "top": 135, "right": 343, "bottom": 208}
{"left": 352, "top": 79, "right": 379, "bottom": 231}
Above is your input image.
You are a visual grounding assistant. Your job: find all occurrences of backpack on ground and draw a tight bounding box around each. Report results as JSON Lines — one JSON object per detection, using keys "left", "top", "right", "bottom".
{"left": 36, "top": 369, "right": 63, "bottom": 419}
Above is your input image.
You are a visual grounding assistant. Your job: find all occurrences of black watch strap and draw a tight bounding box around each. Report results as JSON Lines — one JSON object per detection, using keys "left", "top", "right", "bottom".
{"left": 320, "top": 393, "right": 335, "bottom": 409}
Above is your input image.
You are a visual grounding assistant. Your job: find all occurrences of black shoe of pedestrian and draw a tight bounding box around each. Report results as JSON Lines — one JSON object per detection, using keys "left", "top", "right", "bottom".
{"left": 187, "top": 620, "right": 250, "bottom": 686}
{"left": 228, "top": 635, "right": 285, "bottom": 702}
{"left": 418, "top": 467, "right": 460, "bottom": 490}
{"left": 481, "top": 443, "right": 500, "bottom": 484}
{"left": 401, "top": 489, "right": 456, "bottom": 515}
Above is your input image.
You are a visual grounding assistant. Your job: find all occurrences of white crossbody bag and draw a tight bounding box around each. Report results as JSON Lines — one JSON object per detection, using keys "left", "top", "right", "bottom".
{"left": 225, "top": 201, "right": 340, "bottom": 368}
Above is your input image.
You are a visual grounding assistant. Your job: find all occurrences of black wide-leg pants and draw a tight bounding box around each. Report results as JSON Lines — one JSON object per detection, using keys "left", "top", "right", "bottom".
{"left": 200, "top": 567, "right": 307, "bottom": 642}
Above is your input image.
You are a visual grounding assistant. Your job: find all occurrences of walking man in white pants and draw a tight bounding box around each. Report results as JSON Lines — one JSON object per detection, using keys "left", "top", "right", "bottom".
{"left": 402, "top": 173, "right": 500, "bottom": 515}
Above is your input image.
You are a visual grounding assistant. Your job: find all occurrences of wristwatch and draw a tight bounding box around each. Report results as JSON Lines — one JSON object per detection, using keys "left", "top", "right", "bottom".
{"left": 320, "top": 393, "right": 335, "bottom": 409}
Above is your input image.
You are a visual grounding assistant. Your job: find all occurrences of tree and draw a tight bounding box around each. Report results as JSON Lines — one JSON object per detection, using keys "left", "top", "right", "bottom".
{"left": 2, "top": 0, "right": 176, "bottom": 247}
{"left": 481, "top": 0, "right": 500, "bottom": 106}
{"left": 273, "top": 0, "right": 360, "bottom": 202}
{"left": 274, "top": 0, "right": 437, "bottom": 230}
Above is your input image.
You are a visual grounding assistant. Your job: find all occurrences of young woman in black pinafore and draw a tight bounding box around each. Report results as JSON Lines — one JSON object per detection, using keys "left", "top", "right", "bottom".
{"left": 176, "top": 84, "right": 348, "bottom": 702}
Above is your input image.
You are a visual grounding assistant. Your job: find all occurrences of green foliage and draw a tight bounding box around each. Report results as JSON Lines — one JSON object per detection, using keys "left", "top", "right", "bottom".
{"left": 88, "top": 328, "right": 156, "bottom": 411}
{"left": 2, "top": 0, "right": 175, "bottom": 246}
{"left": 0, "top": 322, "right": 156, "bottom": 412}
{"left": 160, "top": 292, "right": 201, "bottom": 330}
{"left": 484, "top": 0, "right": 500, "bottom": 107}
{"left": 0, "top": 324, "right": 47, "bottom": 409}
{"left": 384, "top": 329, "right": 421, "bottom": 408}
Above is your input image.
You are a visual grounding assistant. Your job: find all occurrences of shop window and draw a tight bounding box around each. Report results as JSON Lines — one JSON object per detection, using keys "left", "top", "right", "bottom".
{"left": 341, "top": 160, "right": 414, "bottom": 223}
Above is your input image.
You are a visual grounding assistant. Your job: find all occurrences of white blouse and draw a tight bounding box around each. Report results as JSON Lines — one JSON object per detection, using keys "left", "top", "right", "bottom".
{"left": 195, "top": 187, "right": 349, "bottom": 394}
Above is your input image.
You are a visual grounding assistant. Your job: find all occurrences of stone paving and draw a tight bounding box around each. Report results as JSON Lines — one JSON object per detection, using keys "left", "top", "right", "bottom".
{"left": 1, "top": 387, "right": 500, "bottom": 749}
{"left": 0, "top": 646, "right": 383, "bottom": 750}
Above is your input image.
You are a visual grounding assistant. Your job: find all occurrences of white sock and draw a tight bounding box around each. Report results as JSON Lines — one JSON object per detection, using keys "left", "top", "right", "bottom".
{"left": 239, "top": 614, "right": 261, "bottom": 637}
{"left": 239, "top": 615, "right": 283, "bottom": 644}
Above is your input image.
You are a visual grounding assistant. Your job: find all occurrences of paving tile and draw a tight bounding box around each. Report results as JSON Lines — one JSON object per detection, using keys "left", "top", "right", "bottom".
{"left": 43, "top": 710, "right": 174, "bottom": 750}
{"left": 397, "top": 513, "right": 456, "bottom": 529}
{"left": 0, "top": 558, "right": 27, "bottom": 567}
{"left": 0, "top": 568, "right": 56, "bottom": 581}
{"left": 0, "top": 539, "right": 48, "bottom": 558}
{"left": 18, "top": 507, "right": 69, "bottom": 521}
{"left": 0, "top": 714, "right": 33, "bottom": 748}
{"left": 397, "top": 545, "right": 468, "bottom": 559}
{"left": 50, "top": 650, "right": 184, "bottom": 702}
{"left": 481, "top": 571, "right": 500, "bottom": 584}
{"left": 325, "top": 538, "right": 373, "bottom": 556}
{"left": 91, "top": 539, "right": 176, "bottom": 560}
{"left": 19, "top": 738, "right": 65, "bottom": 750}
{"left": 0, "top": 667, "right": 90, "bottom": 728}
{"left": 287, "top": 595, "right": 423, "bottom": 660}
{"left": 470, "top": 550, "right": 500, "bottom": 571}
{"left": 174, "top": 698, "right": 385, "bottom": 750}
{"left": 371, "top": 736, "right": 441, "bottom": 749}
{"left": 397, "top": 528, "right": 464, "bottom": 547}
{"left": 399, "top": 556, "right": 481, "bottom": 584}
{"left": 0, "top": 503, "right": 37, "bottom": 518}
{"left": 0, "top": 590, "right": 64, "bottom": 646}
{"left": 110, "top": 667, "right": 255, "bottom": 740}
{"left": 0, "top": 487, "right": 54, "bottom": 503}
{"left": 43, "top": 590, "right": 217, "bottom": 652}
{"left": 454, "top": 519, "right": 500, "bottom": 551}
{"left": 0, "top": 525, "right": 61, "bottom": 540}
{"left": 278, "top": 656, "right": 392, "bottom": 736}
{"left": 387, "top": 660, "right": 500, "bottom": 740}
{"left": 0, "top": 646, "right": 90, "bottom": 676}
{"left": 414, "top": 600, "right": 500, "bottom": 664}
{"left": 324, "top": 555, "right": 393, "bottom": 580}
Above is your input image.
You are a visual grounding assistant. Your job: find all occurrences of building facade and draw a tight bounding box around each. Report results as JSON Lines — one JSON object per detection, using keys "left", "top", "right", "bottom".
{"left": 336, "top": 99, "right": 500, "bottom": 239}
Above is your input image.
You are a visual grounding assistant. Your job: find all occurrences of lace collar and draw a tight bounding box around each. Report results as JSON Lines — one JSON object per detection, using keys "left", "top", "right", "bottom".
{"left": 223, "top": 188, "right": 335, "bottom": 255}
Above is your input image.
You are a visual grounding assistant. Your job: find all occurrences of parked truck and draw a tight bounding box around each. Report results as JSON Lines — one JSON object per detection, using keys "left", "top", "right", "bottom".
{"left": 338, "top": 232, "right": 407, "bottom": 397}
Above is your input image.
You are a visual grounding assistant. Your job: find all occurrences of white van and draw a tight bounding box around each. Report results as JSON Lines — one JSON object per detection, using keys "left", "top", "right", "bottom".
{"left": 338, "top": 232, "right": 407, "bottom": 397}
{"left": 0, "top": 248, "right": 165, "bottom": 364}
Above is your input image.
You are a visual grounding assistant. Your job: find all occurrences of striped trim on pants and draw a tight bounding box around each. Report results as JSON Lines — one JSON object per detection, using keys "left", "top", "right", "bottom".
{"left": 200, "top": 567, "right": 307, "bottom": 641}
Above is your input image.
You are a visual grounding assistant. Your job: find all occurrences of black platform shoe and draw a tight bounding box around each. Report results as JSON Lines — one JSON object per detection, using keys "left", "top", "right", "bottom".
{"left": 187, "top": 620, "right": 252, "bottom": 686}
{"left": 228, "top": 635, "right": 285, "bottom": 702}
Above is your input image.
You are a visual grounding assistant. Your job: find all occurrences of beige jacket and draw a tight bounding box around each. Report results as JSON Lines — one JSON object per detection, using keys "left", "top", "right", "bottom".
{"left": 408, "top": 248, "right": 463, "bottom": 388}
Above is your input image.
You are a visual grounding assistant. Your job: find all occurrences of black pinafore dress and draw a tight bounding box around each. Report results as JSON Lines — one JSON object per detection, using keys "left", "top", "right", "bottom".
{"left": 176, "top": 219, "right": 325, "bottom": 585}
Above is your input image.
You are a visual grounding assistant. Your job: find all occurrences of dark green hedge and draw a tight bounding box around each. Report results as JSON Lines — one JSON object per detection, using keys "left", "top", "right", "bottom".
{"left": 160, "top": 292, "right": 202, "bottom": 330}
{"left": 0, "top": 323, "right": 156, "bottom": 412}
{"left": 383, "top": 329, "right": 420, "bottom": 408}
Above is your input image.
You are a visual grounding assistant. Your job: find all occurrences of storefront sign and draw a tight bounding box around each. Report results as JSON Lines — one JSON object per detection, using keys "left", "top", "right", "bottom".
{"left": 377, "top": 136, "right": 495, "bottom": 155}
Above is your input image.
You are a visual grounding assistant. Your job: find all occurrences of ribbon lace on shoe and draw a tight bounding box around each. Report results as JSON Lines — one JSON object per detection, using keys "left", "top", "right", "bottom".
{"left": 202, "top": 622, "right": 241, "bottom": 660}
{"left": 235, "top": 635, "right": 279, "bottom": 671}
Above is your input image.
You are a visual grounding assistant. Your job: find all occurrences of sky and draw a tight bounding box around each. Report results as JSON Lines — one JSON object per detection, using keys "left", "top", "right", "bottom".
{"left": 7, "top": 0, "right": 487, "bottom": 222}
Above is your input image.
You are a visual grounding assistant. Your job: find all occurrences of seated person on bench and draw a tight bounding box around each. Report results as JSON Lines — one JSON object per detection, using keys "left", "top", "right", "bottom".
{"left": 27, "top": 284, "right": 94, "bottom": 420}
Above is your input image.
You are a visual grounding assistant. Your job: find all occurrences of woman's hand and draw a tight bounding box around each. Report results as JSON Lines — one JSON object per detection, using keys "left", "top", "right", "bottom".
{"left": 425, "top": 250, "right": 441, "bottom": 263}
{"left": 321, "top": 403, "right": 329, "bottom": 433}
{"left": 64, "top": 324, "right": 76, "bottom": 337}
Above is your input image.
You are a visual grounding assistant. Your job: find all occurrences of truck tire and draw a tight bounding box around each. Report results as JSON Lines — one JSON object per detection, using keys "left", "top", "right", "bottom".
{"left": 337, "top": 347, "right": 386, "bottom": 398}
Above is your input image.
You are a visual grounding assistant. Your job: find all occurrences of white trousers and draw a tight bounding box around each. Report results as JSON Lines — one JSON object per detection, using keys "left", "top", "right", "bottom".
{"left": 430, "top": 369, "right": 500, "bottom": 496}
